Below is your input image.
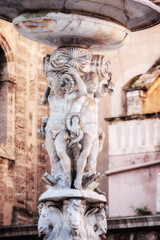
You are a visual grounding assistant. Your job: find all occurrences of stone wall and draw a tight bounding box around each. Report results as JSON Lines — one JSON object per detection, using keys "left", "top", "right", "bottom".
{"left": 106, "top": 114, "right": 160, "bottom": 217}
{"left": 0, "top": 19, "right": 53, "bottom": 225}
{"left": 142, "top": 80, "right": 160, "bottom": 114}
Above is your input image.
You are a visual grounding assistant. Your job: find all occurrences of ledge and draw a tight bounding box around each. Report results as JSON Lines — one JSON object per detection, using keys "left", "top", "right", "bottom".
{"left": 0, "top": 215, "right": 160, "bottom": 238}
{"left": 107, "top": 214, "right": 160, "bottom": 230}
{"left": 0, "top": 224, "right": 37, "bottom": 238}
{"left": 105, "top": 160, "right": 160, "bottom": 176}
{"left": 105, "top": 111, "right": 160, "bottom": 122}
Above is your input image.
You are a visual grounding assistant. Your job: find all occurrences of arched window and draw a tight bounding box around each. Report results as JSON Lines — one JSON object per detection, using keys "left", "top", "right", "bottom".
{"left": 0, "top": 46, "right": 9, "bottom": 143}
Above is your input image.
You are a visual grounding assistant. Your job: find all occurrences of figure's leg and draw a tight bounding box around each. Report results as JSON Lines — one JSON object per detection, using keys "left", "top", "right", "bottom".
{"left": 55, "top": 130, "right": 71, "bottom": 185}
{"left": 74, "top": 133, "right": 92, "bottom": 189}
{"left": 45, "top": 130, "right": 59, "bottom": 171}
{"left": 86, "top": 138, "right": 99, "bottom": 176}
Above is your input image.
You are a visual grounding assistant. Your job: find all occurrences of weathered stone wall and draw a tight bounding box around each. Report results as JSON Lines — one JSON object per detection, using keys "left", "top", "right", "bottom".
{"left": 106, "top": 115, "right": 160, "bottom": 217}
{"left": 0, "top": 157, "right": 14, "bottom": 225}
{"left": 0, "top": 19, "right": 53, "bottom": 225}
{"left": 142, "top": 79, "right": 160, "bottom": 114}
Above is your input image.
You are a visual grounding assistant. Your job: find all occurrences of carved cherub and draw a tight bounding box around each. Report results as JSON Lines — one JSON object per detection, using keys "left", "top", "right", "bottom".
{"left": 40, "top": 49, "right": 89, "bottom": 186}
{"left": 70, "top": 60, "right": 112, "bottom": 189}
{"left": 39, "top": 48, "right": 112, "bottom": 190}
{"left": 69, "top": 72, "right": 100, "bottom": 189}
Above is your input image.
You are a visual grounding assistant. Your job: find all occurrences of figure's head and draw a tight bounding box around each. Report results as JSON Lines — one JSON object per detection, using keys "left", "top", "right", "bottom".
{"left": 47, "top": 72, "right": 62, "bottom": 96}
{"left": 48, "top": 72, "right": 75, "bottom": 96}
{"left": 85, "top": 72, "right": 99, "bottom": 94}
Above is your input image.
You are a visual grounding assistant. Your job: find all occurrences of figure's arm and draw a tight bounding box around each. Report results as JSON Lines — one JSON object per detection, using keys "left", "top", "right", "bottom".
{"left": 38, "top": 116, "right": 49, "bottom": 139}
{"left": 68, "top": 67, "right": 87, "bottom": 98}
{"left": 95, "top": 73, "right": 113, "bottom": 98}
{"left": 41, "top": 85, "right": 51, "bottom": 105}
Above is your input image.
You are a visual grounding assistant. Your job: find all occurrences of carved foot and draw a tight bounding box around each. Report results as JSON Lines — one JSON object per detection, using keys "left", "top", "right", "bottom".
{"left": 73, "top": 179, "right": 82, "bottom": 190}
{"left": 66, "top": 174, "right": 72, "bottom": 187}
{"left": 42, "top": 172, "right": 56, "bottom": 186}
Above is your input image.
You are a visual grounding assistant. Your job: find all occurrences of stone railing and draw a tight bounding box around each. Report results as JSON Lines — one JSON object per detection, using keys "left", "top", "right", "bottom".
{"left": 108, "top": 116, "right": 160, "bottom": 156}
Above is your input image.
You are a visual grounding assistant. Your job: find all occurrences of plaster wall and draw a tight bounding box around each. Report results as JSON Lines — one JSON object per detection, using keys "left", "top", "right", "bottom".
{"left": 107, "top": 117, "right": 160, "bottom": 217}
{"left": 108, "top": 165, "right": 160, "bottom": 217}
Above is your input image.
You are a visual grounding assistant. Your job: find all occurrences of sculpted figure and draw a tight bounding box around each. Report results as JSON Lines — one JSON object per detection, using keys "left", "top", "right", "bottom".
{"left": 66, "top": 56, "right": 112, "bottom": 189}
{"left": 38, "top": 47, "right": 110, "bottom": 240}
{"left": 39, "top": 47, "right": 112, "bottom": 189}
{"left": 70, "top": 72, "right": 99, "bottom": 189}
{"left": 40, "top": 48, "right": 92, "bottom": 186}
{"left": 42, "top": 69, "right": 87, "bottom": 186}
{"left": 71, "top": 72, "right": 109, "bottom": 189}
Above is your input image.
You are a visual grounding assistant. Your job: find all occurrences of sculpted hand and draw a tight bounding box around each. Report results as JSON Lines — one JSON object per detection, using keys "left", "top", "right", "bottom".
{"left": 70, "top": 123, "right": 80, "bottom": 136}
{"left": 68, "top": 67, "right": 79, "bottom": 77}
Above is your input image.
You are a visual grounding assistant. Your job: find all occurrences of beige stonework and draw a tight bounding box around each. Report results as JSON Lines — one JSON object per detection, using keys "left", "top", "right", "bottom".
{"left": 0, "top": 19, "right": 54, "bottom": 225}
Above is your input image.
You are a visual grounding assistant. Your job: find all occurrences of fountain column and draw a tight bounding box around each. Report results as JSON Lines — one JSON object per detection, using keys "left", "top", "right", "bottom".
{"left": 11, "top": 12, "right": 133, "bottom": 239}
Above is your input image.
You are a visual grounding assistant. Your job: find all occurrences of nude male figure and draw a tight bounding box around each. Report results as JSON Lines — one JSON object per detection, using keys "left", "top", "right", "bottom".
{"left": 40, "top": 67, "right": 87, "bottom": 186}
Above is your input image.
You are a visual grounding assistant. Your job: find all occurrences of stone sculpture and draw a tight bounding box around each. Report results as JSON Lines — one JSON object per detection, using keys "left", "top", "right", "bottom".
{"left": 38, "top": 200, "right": 107, "bottom": 240}
{"left": 39, "top": 47, "right": 112, "bottom": 189}
{"left": 38, "top": 46, "right": 111, "bottom": 239}
{"left": 2, "top": 1, "right": 157, "bottom": 239}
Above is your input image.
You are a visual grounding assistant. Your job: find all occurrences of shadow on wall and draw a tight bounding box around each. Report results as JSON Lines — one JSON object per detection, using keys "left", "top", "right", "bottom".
{"left": 0, "top": 46, "right": 9, "bottom": 144}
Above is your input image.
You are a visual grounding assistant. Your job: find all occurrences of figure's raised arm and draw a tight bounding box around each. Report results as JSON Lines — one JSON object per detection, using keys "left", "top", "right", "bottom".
{"left": 68, "top": 67, "right": 87, "bottom": 98}
{"left": 41, "top": 85, "right": 51, "bottom": 105}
